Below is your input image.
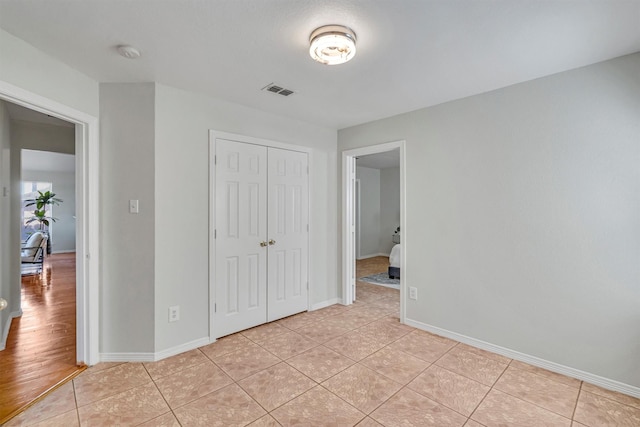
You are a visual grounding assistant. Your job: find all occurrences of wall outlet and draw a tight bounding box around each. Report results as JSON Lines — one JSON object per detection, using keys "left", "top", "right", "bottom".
{"left": 409, "top": 287, "right": 418, "bottom": 300}
{"left": 169, "top": 305, "right": 180, "bottom": 322}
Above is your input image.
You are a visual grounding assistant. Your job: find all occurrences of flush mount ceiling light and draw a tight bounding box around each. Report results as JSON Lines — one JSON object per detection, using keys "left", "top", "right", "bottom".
{"left": 309, "top": 25, "right": 357, "bottom": 65}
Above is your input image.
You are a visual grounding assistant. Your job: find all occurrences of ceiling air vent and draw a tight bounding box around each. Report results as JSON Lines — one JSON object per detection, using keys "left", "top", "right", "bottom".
{"left": 262, "top": 83, "right": 295, "bottom": 97}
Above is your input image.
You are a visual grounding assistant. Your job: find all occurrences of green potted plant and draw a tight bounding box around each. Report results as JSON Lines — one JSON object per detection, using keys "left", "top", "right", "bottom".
{"left": 24, "top": 190, "right": 62, "bottom": 254}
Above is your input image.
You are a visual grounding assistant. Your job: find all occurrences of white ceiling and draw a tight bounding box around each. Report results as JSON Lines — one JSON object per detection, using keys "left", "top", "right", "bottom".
{"left": 22, "top": 149, "right": 75, "bottom": 173}
{"left": 357, "top": 149, "right": 400, "bottom": 170}
{"left": 1, "top": 0, "right": 638, "bottom": 130}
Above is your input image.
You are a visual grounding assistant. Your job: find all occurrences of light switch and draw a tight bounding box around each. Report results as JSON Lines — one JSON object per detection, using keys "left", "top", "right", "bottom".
{"left": 129, "top": 199, "right": 139, "bottom": 214}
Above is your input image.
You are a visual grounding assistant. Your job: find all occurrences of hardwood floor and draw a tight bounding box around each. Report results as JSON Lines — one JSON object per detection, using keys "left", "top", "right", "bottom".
{"left": 356, "top": 256, "right": 390, "bottom": 278}
{"left": 0, "top": 253, "right": 85, "bottom": 424}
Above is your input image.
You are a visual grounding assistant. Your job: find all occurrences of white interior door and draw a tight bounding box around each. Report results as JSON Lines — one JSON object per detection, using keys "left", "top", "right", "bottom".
{"left": 214, "top": 139, "right": 268, "bottom": 338}
{"left": 267, "top": 148, "right": 309, "bottom": 321}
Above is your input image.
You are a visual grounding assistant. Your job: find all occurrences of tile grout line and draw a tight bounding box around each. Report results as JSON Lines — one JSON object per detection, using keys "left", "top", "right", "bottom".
{"left": 72, "top": 378, "right": 81, "bottom": 426}
{"left": 465, "top": 351, "right": 512, "bottom": 424}
{"left": 571, "top": 382, "right": 584, "bottom": 423}
{"left": 140, "top": 361, "right": 187, "bottom": 425}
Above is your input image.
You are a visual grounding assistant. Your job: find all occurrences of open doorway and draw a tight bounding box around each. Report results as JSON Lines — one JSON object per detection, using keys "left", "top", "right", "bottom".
{"left": 1, "top": 104, "right": 80, "bottom": 422}
{"left": 342, "top": 140, "right": 406, "bottom": 322}
{"left": 354, "top": 150, "right": 401, "bottom": 306}
{"left": 0, "top": 83, "right": 99, "bottom": 422}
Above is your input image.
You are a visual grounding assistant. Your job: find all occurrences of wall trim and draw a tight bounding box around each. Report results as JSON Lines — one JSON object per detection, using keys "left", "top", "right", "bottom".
{"left": 154, "top": 337, "right": 210, "bottom": 361}
{"left": 310, "top": 298, "right": 341, "bottom": 311}
{"left": 405, "top": 317, "right": 640, "bottom": 399}
{"left": 0, "top": 309, "right": 22, "bottom": 351}
{"left": 100, "top": 337, "right": 211, "bottom": 363}
{"left": 100, "top": 352, "right": 156, "bottom": 363}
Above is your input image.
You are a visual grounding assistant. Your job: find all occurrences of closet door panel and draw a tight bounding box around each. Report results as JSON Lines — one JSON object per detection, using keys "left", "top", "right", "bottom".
{"left": 267, "top": 148, "right": 309, "bottom": 321}
{"left": 214, "top": 139, "right": 268, "bottom": 338}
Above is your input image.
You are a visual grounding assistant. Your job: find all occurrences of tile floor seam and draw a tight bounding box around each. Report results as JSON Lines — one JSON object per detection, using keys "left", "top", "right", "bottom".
{"left": 407, "top": 363, "right": 492, "bottom": 419}
{"left": 581, "top": 387, "right": 640, "bottom": 418}
{"left": 282, "top": 359, "right": 325, "bottom": 385}
{"left": 370, "top": 386, "right": 472, "bottom": 426}
{"left": 507, "top": 362, "right": 583, "bottom": 391}
{"left": 233, "top": 379, "right": 278, "bottom": 417}
{"left": 74, "top": 374, "right": 155, "bottom": 409}
{"left": 403, "top": 380, "right": 480, "bottom": 422}
{"left": 361, "top": 347, "right": 432, "bottom": 385}
{"left": 149, "top": 373, "right": 181, "bottom": 413}
{"left": 582, "top": 387, "right": 640, "bottom": 411}
{"left": 490, "top": 387, "right": 575, "bottom": 424}
{"left": 491, "top": 369, "right": 584, "bottom": 420}
{"left": 71, "top": 378, "right": 80, "bottom": 422}
{"left": 250, "top": 339, "right": 286, "bottom": 361}
{"left": 434, "top": 348, "right": 509, "bottom": 388}
{"left": 316, "top": 383, "right": 369, "bottom": 418}
{"left": 467, "top": 374, "right": 501, "bottom": 423}
{"left": 571, "top": 383, "right": 585, "bottom": 423}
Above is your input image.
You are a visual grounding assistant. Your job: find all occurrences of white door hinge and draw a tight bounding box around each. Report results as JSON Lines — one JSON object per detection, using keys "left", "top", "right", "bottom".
{"left": 214, "top": 155, "right": 217, "bottom": 165}
{"left": 214, "top": 229, "right": 217, "bottom": 239}
{"left": 214, "top": 303, "right": 217, "bottom": 313}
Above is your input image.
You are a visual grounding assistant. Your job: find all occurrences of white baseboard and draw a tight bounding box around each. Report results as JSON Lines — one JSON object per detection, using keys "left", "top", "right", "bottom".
{"left": 357, "top": 253, "right": 390, "bottom": 260}
{"left": 310, "top": 298, "right": 342, "bottom": 311}
{"left": 405, "top": 317, "right": 640, "bottom": 399}
{"left": 100, "top": 336, "right": 210, "bottom": 363}
{"left": 0, "top": 309, "right": 23, "bottom": 351}
{"left": 153, "top": 337, "right": 211, "bottom": 362}
{"left": 100, "top": 352, "right": 156, "bottom": 362}
{"left": 52, "top": 249, "right": 75, "bottom": 254}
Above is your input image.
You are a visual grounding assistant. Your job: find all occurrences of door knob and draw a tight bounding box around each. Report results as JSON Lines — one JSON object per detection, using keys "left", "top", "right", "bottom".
{"left": 260, "top": 241, "right": 268, "bottom": 247}
{"left": 268, "top": 239, "right": 276, "bottom": 245}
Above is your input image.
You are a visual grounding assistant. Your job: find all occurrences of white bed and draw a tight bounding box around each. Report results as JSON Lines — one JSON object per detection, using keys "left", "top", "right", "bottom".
{"left": 388, "top": 244, "right": 401, "bottom": 279}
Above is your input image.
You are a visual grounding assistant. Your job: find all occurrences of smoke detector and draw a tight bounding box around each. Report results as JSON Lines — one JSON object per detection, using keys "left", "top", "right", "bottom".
{"left": 116, "top": 45, "right": 141, "bottom": 59}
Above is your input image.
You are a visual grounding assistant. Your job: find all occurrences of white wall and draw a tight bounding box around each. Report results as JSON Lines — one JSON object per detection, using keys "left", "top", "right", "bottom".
{"left": 338, "top": 53, "right": 640, "bottom": 389}
{"left": 379, "top": 167, "right": 400, "bottom": 255}
{"left": 356, "top": 165, "right": 400, "bottom": 258}
{"left": 0, "top": 29, "right": 99, "bottom": 117}
{"left": 154, "top": 83, "right": 338, "bottom": 352}
{"left": 356, "top": 166, "right": 380, "bottom": 258}
{"left": 0, "top": 100, "right": 13, "bottom": 347}
{"left": 100, "top": 83, "right": 156, "bottom": 353}
{"left": 11, "top": 121, "right": 75, "bottom": 155}
{"left": 22, "top": 169, "right": 76, "bottom": 253}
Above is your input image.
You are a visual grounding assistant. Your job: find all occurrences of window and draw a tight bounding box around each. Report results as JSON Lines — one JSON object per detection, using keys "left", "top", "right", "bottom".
{"left": 21, "top": 181, "right": 53, "bottom": 241}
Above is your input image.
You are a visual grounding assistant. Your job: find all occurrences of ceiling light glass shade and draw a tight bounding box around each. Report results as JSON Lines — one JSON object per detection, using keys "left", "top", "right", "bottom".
{"left": 309, "top": 25, "right": 357, "bottom": 65}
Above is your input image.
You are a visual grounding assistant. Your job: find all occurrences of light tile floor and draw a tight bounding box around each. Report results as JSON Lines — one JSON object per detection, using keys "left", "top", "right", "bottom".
{"left": 7, "top": 260, "right": 640, "bottom": 426}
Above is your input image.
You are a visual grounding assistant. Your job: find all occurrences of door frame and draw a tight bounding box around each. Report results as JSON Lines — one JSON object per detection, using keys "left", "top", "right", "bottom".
{"left": 0, "top": 80, "right": 100, "bottom": 365}
{"left": 208, "top": 130, "right": 312, "bottom": 341}
{"left": 355, "top": 178, "right": 361, "bottom": 259}
{"left": 342, "top": 140, "right": 406, "bottom": 322}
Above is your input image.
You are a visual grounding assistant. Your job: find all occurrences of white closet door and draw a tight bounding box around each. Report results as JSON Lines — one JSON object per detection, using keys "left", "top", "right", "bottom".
{"left": 214, "top": 139, "right": 268, "bottom": 338}
{"left": 267, "top": 148, "right": 309, "bottom": 321}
